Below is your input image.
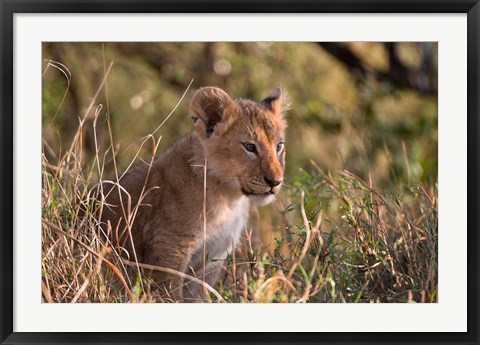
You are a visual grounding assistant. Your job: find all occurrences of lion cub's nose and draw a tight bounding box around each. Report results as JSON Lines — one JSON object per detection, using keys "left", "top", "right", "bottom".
{"left": 264, "top": 176, "right": 282, "bottom": 188}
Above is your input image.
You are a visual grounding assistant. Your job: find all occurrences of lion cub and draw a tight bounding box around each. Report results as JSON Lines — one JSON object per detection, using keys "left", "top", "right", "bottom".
{"left": 101, "top": 86, "right": 288, "bottom": 301}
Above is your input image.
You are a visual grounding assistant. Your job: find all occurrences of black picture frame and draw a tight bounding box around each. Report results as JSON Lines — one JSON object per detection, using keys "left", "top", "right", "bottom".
{"left": 1, "top": 1, "right": 479, "bottom": 344}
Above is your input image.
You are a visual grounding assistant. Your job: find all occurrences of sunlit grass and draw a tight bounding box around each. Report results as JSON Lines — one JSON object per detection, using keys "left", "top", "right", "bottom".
{"left": 42, "top": 119, "right": 438, "bottom": 303}
{"left": 41, "top": 43, "right": 438, "bottom": 303}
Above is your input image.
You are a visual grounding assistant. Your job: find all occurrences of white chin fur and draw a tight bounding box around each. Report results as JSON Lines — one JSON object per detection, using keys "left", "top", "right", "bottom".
{"left": 249, "top": 194, "right": 276, "bottom": 206}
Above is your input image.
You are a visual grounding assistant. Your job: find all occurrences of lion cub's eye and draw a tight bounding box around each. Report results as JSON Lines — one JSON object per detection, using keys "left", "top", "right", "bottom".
{"left": 277, "top": 142, "right": 285, "bottom": 153}
{"left": 243, "top": 143, "right": 258, "bottom": 154}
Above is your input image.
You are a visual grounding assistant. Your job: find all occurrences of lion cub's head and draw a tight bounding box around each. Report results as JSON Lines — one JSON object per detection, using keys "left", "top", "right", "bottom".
{"left": 190, "top": 86, "right": 288, "bottom": 205}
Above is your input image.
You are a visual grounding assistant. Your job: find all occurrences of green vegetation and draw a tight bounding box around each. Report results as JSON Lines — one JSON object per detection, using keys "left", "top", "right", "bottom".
{"left": 42, "top": 42, "right": 437, "bottom": 303}
{"left": 219, "top": 169, "right": 437, "bottom": 303}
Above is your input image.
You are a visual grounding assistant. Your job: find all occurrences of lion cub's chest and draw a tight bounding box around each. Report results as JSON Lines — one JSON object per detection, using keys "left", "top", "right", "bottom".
{"left": 189, "top": 197, "right": 250, "bottom": 269}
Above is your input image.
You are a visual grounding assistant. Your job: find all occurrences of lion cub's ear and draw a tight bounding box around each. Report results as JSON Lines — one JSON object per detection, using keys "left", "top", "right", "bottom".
{"left": 262, "top": 86, "right": 290, "bottom": 117}
{"left": 190, "top": 87, "right": 234, "bottom": 139}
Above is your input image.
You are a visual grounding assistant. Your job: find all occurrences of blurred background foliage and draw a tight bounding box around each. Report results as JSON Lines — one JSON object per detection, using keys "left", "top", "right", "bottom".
{"left": 42, "top": 42, "right": 437, "bottom": 187}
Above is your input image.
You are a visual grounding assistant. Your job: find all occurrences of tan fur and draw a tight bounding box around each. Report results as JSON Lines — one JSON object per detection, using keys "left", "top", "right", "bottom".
{"left": 100, "top": 86, "right": 288, "bottom": 301}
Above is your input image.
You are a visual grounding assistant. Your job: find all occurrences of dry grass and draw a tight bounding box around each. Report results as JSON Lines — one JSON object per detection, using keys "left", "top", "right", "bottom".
{"left": 41, "top": 59, "right": 437, "bottom": 303}
{"left": 41, "top": 114, "right": 437, "bottom": 303}
{"left": 217, "top": 169, "right": 438, "bottom": 303}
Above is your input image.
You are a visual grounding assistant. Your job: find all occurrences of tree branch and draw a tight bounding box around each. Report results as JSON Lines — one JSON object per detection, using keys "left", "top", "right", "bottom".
{"left": 317, "top": 42, "right": 437, "bottom": 96}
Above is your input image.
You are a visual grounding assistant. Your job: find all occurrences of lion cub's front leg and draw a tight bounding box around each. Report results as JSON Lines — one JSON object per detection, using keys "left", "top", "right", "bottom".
{"left": 182, "top": 252, "right": 227, "bottom": 302}
{"left": 142, "top": 223, "right": 198, "bottom": 301}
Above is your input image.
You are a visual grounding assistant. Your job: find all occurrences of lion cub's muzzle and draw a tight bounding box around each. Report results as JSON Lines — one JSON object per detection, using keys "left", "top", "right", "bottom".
{"left": 241, "top": 176, "right": 283, "bottom": 197}
{"left": 266, "top": 180, "right": 282, "bottom": 195}
{"left": 264, "top": 176, "right": 282, "bottom": 188}
{"left": 264, "top": 176, "right": 283, "bottom": 194}
{"left": 269, "top": 183, "right": 282, "bottom": 194}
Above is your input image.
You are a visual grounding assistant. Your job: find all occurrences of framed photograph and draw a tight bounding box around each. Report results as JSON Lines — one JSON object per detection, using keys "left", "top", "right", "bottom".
{"left": 1, "top": 1, "right": 479, "bottom": 344}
